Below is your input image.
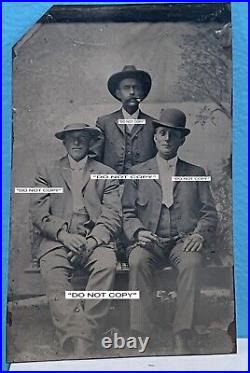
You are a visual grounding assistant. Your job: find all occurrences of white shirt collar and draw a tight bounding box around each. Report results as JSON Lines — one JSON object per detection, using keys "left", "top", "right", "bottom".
{"left": 156, "top": 153, "right": 178, "bottom": 169}
{"left": 68, "top": 154, "right": 88, "bottom": 170}
{"left": 122, "top": 107, "right": 140, "bottom": 119}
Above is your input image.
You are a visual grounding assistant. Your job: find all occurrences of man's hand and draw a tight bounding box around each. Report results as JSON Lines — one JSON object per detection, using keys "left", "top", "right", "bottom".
{"left": 183, "top": 233, "right": 204, "bottom": 252}
{"left": 85, "top": 237, "right": 98, "bottom": 256}
{"left": 58, "top": 230, "right": 87, "bottom": 253}
{"left": 137, "top": 230, "right": 157, "bottom": 248}
{"left": 66, "top": 237, "right": 98, "bottom": 266}
{"left": 67, "top": 251, "right": 83, "bottom": 266}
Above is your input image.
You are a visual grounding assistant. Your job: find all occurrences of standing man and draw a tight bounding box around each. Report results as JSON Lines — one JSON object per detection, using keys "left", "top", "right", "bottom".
{"left": 91, "top": 65, "right": 157, "bottom": 174}
{"left": 31, "top": 123, "right": 122, "bottom": 357}
{"left": 122, "top": 108, "right": 218, "bottom": 354}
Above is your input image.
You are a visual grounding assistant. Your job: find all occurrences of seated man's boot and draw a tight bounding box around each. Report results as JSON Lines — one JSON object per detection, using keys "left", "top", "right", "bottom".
{"left": 173, "top": 331, "right": 192, "bottom": 355}
{"left": 68, "top": 337, "right": 94, "bottom": 359}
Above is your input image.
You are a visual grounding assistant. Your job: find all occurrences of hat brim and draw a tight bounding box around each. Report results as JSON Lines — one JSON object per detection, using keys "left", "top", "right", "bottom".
{"left": 152, "top": 119, "right": 190, "bottom": 136}
{"left": 55, "top": 127, "right": 101, "bottom": 140}
{"left": 108, "top": 70, "right": 152, "bottom": 101}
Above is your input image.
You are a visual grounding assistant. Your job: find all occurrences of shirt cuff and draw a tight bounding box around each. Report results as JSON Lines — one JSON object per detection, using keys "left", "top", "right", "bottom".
{"left": 192, "top": 232, "right": 205, "bottom": 241}
{"left": 56, "top": 223, "right": 68, "bottom": 240}
{"left": 87, "top": 235, "right": 102, "bottom": 246}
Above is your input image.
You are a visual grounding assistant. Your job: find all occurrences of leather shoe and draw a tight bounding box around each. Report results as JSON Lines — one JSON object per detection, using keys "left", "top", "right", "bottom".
{"left": 69, "top": 337, "right": 94, "bottom": 359}
{"left": 174, "top": 332, "right": 192, "bottom": 355}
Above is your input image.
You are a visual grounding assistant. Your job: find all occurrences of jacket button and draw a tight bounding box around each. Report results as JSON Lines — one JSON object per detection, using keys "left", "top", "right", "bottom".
{"left": 75, "top": 308, "right": 80, "bottom": 313}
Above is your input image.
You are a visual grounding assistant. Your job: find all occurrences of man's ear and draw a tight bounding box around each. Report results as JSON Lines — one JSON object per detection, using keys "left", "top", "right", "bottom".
{"left": 180, "top": 136, "right": 186, "bottom": 146}
{"left": 88, "top": 137, "right": 95, "bottom": 147}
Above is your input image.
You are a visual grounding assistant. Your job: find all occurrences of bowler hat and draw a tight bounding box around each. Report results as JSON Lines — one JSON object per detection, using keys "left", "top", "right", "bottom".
{"left": 152, "top": 108, "right": 190, "bottom": 136}
{"left": 55, "top": 123, "right": 101, "bottom": 140}
{"left": 108, "top": 65, "right": 152, "bottom": 101}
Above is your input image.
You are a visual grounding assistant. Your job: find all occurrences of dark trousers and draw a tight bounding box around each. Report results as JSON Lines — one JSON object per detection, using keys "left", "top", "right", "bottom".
{"left": 128, "top": 240, "right": 202, "bottom": 335}
{"left": 40, "top": 246, "right": 116, "bottom": 349}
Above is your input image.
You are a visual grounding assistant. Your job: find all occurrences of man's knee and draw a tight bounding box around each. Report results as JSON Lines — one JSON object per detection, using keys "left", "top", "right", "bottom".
{"left": 180, "top": 252, "right": 202, "bottom": 270}
{"left": 128, "top": 246, "right": 150, "bottom": 271}
{"left": 40, "top": 251, "right": 71, "bottom": 287}
{"left": 94, "top": 247, "right": 117, "bottom": 272}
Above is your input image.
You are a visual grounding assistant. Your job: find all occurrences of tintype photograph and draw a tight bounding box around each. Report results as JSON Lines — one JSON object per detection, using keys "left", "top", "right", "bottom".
{"left": 7, "top": 3, "right": 235, "bottom": 362}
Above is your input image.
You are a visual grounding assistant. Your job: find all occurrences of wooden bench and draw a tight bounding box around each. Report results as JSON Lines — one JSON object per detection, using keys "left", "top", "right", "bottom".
{"left": 23, "top": 224, "right": 231, "bottom": 297}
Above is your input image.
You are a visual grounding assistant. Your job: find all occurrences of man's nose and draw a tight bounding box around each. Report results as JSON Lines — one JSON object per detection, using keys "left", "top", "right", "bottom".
{"left": 73, "top": 138, "right": 80, "bottom": 145}
{"left": 129, "top": 87, "right": 135, "bottom": 95}
{"left": 164, "top": 131, "right": 170, "bottom": 141}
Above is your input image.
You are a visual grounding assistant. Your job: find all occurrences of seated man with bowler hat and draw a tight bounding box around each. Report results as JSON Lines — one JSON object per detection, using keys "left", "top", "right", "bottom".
{"left": 122, "top": 108, "right": 218, "bottom": 354}
{"left": 31, "top": 123, "right": 122, "bottom": 358}
{"left": 91, "top": 65, "right": 157, "bottom": 174}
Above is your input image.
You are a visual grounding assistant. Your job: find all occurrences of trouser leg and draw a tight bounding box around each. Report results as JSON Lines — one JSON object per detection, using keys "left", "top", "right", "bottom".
{"left": 83, "top": 246, "right": 117, "bottom": 342}
{"left": 40, "top": 246, "right": 116, "bottom": 349}
{"left": 169, "top": 241, "right": 202, "bottom": 334}
{"left": 40, "top": 247, "right": 87, "bottom": 349}
{"left": 128, "top": 245, "right": 164, "bottom": 335}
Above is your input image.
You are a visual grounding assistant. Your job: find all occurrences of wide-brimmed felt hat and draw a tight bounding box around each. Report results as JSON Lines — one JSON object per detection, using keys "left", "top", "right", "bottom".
{"left": 55, "top": 123, "right": 101, "bottom": 140}
{"left": 152, "top": 108, "right": 190, "bottom": 136}
{"left": 108, "top": 65, "right": 152, "bottom": 101}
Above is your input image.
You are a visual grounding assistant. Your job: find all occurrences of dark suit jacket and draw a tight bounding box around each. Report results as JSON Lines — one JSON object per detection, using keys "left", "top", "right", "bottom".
{"left": 122, "top": 157, "right": 218, "bottom": 244}
{"left": 31, "top": 156, "right": 122, "bottom": 259}
{"left": 91, "top": 109, "right": 157, "bottom": 173}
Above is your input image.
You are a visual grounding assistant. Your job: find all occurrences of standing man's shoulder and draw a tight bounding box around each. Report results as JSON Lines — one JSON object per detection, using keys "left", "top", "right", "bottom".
{"left": 96, "top": 110, "right": 122, "bottom": 126}
{"left": 89, "top": 159, "right": 117, "bottom": 174}
{"left": 139, "top": 111, "right": 157, "bottom": 122}
{"left": 128, "top": 157, "right": 155, "bottom": 174}
{"left": 178, "top": 159, "right": 206, "bottom": 175}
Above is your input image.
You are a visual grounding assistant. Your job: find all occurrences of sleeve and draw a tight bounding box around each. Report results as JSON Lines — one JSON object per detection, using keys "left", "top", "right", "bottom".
{"left": 193, "top": 168, "right": 218, "bottom": 242}
{"left": 88, "top": 117, "right": 105, "bottom": 161}
{"left": 90, "top": 175, "right": 122, "bottom": 245}
{"left": 122, "top": 174, "right": 147, "bottom": 243}
{"left": 30, "top": 163, "right": 69, "bottom": 241}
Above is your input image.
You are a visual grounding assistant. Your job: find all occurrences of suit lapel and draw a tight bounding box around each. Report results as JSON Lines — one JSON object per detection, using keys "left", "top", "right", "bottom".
{"left": 114, "top": 109, "right": 126, "bottom": 136}
{"left": 82, "top": 160, "right": 100, "bottom": 221}
{"left": 114, "top": 109, "right": 147, "bottom": 138}
{"left": 59, "top": 156, "right": 95, "bottom": 192}
{"left": 130, "top": 110, "right": 146, "bottom": 139}
{"left": 147, "top": 157, "right": 162, "bottom": 188}
{"left": 81, "top": 159, "right": 95, "bottom": 192}
{"left": 173, "top": 159, "right": 187, "bottom": 192}
{"left": 59, "top": 156, "right": 72, "bottom": 190}
{"left": 149, "top": 157, "right": 187, "bottom": 197}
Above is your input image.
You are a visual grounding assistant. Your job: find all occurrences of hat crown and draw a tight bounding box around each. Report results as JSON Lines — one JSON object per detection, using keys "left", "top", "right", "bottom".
{"left": 122, "top": 65, "right": 137, "bottom": 72}
{"left": 159, "top": 108, "right": 186, "bottom": 128}
{"left": 55, "top": 122, "right": 101, "bottom": 140}
{"left": 107, "top": 66, "right": 152, "bottom": 101}
{"left": 63, "top": 123, "right": 90, "bottom": 132}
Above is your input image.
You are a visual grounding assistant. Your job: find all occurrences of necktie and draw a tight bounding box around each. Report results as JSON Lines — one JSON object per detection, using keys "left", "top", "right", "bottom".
{"left": 71, "top": 166, "right": 85, "bottom": 212}
{"left": 162, "top": 163, "right": 174, "bottom": 208}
